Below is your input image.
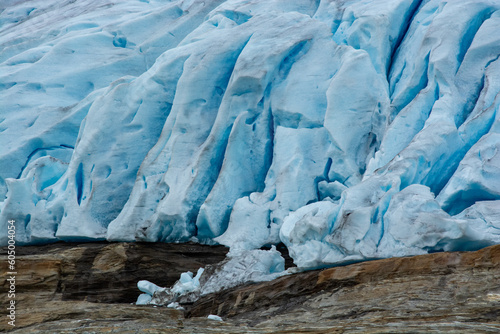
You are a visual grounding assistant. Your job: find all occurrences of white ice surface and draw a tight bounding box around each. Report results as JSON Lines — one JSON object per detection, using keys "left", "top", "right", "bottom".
{"left": 1, "top": 0, "right": 500, "bottom": 273}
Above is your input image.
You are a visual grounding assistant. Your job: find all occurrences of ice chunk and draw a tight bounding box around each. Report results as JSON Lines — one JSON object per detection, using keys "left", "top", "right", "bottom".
{"left": 382, "top": 185, "right": 500, "bottom": 253}
{"left": 167, "top": 302, "right": 184, "bottom": 311}
{"left": 283, "top": 182, "right": 500, "bottom": 270}
{"left": 136, "top": 293, "right": 152, "bottom": 305}
{"left": 146, "top": 268, "right": 205, "bottom": 306}
{"left": 455, "top": 201, "right": 500, "bottom": 232}
{"left": 171, "top": 268, "right": 204, "bottom": 296}
{"left": 133, "top": 247, "right": 285, "bottom": 308}
{"left": 201, "top": 247, "right": 286, "bottom": 295}
{"left": 137, "top": 280, "right": 165, "bottom": 296}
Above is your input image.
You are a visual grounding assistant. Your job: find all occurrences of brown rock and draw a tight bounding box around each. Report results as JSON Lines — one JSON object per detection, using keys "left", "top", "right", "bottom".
{"left": 2, "top": 242, "right": 500, "bottom": 333}
{"left": 188, "top": 244, "right": 500, "bottom": 332}
{"left": 1, "top": 242, "right": 227, "bottom": 307}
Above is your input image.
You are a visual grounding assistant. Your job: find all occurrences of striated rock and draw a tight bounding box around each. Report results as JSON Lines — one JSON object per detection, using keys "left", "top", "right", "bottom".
{"left": 2, "top": 242, "right": 500, "bottom": 333}
{"left": 0, "top": 242, "right": 227, "bottom": 307}
{"left": 188, "top": 244, "right": 500, "bottom": 331}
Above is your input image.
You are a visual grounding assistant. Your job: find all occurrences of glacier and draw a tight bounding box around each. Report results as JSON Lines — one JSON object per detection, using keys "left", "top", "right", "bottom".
{"left": 1, "top": 0, "right": 500, "bottom": 272}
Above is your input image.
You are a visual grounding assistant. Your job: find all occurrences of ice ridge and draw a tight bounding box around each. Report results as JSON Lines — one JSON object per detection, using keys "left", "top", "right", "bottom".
{"left": 1, "top": 0, "right": 500, "bottom": 270}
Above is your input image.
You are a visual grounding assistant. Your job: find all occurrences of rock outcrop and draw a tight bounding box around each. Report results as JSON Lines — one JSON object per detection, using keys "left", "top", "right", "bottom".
{"left": 0, "top": 241, "right": 227, "bottom": 306}
{"left": 190, "top": 244, "right": 500, "bottom": 332}
{"left": 2, "top": 242, "right": 500, "bottom": 333}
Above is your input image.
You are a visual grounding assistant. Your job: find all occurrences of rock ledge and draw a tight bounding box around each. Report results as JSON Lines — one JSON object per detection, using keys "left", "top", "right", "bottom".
{"left": 2, "top": 243, "right": 500, "bottom": 333}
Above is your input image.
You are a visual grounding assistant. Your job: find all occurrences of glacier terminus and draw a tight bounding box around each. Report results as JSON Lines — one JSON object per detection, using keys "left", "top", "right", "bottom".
{"left": 1, "top": 0, "right": 500, "bottom": 276}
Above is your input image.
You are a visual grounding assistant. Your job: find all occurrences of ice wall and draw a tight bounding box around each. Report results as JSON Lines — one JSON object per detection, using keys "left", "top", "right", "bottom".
{"left": 1, "top": 0, "right": 500, "bottom": 269}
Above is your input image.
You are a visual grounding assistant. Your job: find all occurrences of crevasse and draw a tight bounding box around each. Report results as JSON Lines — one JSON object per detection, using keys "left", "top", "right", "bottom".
{"left": 1, "top": 0, "right": 500, "bottom": 271}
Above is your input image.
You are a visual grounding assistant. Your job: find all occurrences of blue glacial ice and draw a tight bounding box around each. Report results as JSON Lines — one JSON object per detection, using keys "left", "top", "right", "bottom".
{"left": 1, "top": 0, "right": 500, "bottom": 274}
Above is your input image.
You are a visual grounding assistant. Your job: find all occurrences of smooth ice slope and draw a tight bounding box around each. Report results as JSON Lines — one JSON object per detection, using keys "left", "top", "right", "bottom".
{"left": 1, "top": 0, "right": 500, "bottom": 271}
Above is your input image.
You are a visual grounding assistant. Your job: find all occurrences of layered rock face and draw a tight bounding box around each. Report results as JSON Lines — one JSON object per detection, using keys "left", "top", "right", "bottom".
{"left": 189, "top": 244, "right": 500, "bottom": 327}
{"left": 1, "top": 0, "right": 500, "bottom": 267}
{"left": 0, "top": 242, "right": 227, "bottom": 305}
{"left": 1, "top": 243, "right": 499, "bottom": 333}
